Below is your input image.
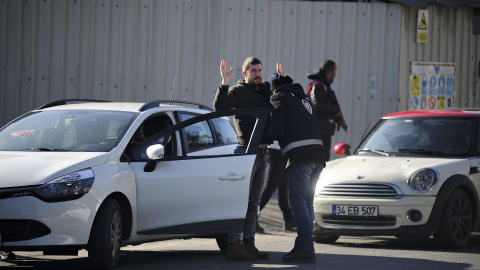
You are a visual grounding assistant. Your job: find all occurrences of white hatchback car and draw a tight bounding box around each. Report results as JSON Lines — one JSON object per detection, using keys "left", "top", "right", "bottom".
{"left": 0, "top": 99, "right": 268, "bottom": 268}
{"left": 314, "top": 110, "right": 480, "bottom": 248}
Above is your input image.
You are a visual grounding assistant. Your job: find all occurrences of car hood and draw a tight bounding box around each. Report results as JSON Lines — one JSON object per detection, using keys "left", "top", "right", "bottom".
{"left": 0, "top": 151, "right": 109, "bottom": 188}
{"left": 320, "top": 156, "right": 469, "bottom": 194}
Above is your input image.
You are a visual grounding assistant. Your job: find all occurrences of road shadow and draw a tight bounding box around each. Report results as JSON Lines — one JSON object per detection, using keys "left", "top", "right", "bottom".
{"left": 0, "top": 248, "right": 476, "bottom": 270}
{"left": 328, "top": 233, "right": 480, "bottom": 255}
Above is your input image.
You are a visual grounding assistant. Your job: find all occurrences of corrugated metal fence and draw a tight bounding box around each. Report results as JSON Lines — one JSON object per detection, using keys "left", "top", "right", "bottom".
{"left": 1, "top": 0, "right": 478, "bottom": 158}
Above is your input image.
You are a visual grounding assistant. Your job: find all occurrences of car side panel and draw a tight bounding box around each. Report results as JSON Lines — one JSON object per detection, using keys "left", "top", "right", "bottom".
{"left": 131, "top": 154, "right": 255, "bottom": 233}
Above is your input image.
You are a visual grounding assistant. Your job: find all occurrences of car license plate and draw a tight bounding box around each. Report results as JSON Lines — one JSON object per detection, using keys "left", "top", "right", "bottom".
{"left": 333, "top": 205, "right": 378, "bottom": 216}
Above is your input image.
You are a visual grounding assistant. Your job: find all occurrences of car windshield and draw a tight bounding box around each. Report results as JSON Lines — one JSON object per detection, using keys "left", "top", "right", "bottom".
{"left": 358, "top": 117, "right": 473, "bottom": 157}
{"left": 0, "top": 110, "right": 137, "bottom": 152}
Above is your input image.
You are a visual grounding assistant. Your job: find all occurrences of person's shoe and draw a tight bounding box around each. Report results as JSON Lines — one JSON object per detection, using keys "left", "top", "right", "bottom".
{"left": 225, "top": 240, "right": 257, "bottom": 261}
{"left": 284, "top": 219, "right": 297, "bottom": 231}
{"left": 282, "top": 249, "right": 316, "bottom": 263}
{"left": 244, "top": 237, "right": 269, "bottom": 260}
{"left": 255, "top": 220, "right": 265, "bottom": 233}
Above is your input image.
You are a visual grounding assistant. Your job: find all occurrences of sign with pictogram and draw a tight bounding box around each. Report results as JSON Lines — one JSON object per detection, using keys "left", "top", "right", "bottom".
{"left": 421, "top": 96, "right": 427, "bottom": 109}
{"left": 428, "top": 96, "right": 436, "bottom": 109}
{"left": 417, "top": 10, "right": 428, "bottom": 43}
{"left": 409, "top": 62, "right": 455, "bottom": 111}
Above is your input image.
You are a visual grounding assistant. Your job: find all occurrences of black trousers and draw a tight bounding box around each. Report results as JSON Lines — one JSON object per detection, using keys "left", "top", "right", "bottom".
{"left": 259, "top": 148, "right": 294, "bottom": 223}
{"left": 321, "top": 134, "right": 332, "bottom": 161}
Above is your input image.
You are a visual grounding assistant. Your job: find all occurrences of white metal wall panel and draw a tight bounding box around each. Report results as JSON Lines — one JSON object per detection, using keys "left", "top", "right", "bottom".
{"left": 4, "top": 0, "right": 476, "bottom": 159}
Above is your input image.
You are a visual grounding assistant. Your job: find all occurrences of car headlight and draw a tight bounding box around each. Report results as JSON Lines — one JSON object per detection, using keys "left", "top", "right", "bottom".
{"left": 407, "top": 169, "right": 438, "bottom": 193}
{"left": 34, "top": 168, "right": 94, "bottom": 201}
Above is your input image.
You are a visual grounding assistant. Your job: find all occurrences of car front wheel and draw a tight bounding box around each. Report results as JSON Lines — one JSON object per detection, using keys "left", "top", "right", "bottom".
{"left": 434, "top": 189, "right": 473, "bottom": 248}
{"left": 88, "top": 199, "right": 122, "bottom": 268}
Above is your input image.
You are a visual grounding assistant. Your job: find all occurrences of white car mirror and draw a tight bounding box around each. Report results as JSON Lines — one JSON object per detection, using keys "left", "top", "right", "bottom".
{"left": 146, "top": 144, "right": 165, "bottom": 160}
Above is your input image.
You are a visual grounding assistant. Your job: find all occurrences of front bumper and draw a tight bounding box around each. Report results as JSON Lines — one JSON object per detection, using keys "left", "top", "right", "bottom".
{"left": 313, "top": 195, "right": 437, "bottom": 237}
{"left": 0, "top": 194, "right": 99, "bottom": 249}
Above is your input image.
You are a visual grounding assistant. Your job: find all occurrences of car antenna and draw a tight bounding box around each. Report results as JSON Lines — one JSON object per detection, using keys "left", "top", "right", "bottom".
{"left": 169, "top": 76, "right": 176, "bottom": 105}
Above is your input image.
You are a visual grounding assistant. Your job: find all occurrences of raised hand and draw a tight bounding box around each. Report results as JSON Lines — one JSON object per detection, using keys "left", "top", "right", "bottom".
{"left": 276, "top": 63, "right": 285, "bottom": 77}
{"left": 220, "top": 59, "right": 234, "bottom": 86}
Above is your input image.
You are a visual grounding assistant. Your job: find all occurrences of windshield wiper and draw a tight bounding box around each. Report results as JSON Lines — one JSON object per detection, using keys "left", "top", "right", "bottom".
{"left": 29, "top": 148, "right": 58, "bottom": 152}
{"left": 397, "top": 148, "right": 451, "bottom": 157}
{"left": 357, "top": 148, "right": 390, "bottom": 156}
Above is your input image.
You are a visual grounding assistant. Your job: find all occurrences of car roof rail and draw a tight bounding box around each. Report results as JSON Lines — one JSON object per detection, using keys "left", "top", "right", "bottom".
{"left": 139, "top": 100, "right": 213, "bottom": 112}
{"left": 37, "top": 99, "right": 111, "bottom": 110}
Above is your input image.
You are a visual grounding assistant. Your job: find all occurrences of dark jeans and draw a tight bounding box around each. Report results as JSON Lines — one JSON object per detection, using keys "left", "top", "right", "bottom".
{"left": 228, "top": 145, "right": 267, "bottom": 243}
{"left": 286, "top": 163, "right": 323, "bottom": 251}
{"left": 321, "top": 134, "right": 332, "bottom": 161}
{"left": 259, "top": 148, "right": 294, "bottom": 223}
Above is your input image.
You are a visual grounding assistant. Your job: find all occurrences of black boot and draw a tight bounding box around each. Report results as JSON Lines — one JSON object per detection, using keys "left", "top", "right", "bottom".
{"left": 282, "top": 249, "right": 316, "bottom": 263}
{"left": 225, "top": 240, "right": 257, "bottom": 261}
{"left": 244, "top": 237, "right": 269, "bottom": 260}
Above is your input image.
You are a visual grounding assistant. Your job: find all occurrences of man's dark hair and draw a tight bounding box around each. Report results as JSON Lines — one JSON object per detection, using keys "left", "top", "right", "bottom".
{"left": 320, "top": 60, "right": 336, "bottom": 73}
{"left": 242, "top": 57, "right": 262, "bottom": 72}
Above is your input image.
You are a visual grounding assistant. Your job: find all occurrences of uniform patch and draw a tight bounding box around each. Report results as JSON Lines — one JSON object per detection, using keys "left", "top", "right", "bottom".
{"left": 302, "top": 99, "right": 313, "bottom": 114}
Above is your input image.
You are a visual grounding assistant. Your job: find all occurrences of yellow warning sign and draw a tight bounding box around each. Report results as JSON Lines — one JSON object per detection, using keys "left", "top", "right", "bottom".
{"left": 411, "top": 75, "right": 420, "bottom": 95}
{"left": 419, "top": 14, "right": 427, "bottom": 30}
{"left": 437, "top": 96, "right": 445, "bottom": 109}
{"left": 417, "top": 10, "right": 428, "bottom": 43}
{"left": 417, "top": 33, "right": 428, "bottom": 42}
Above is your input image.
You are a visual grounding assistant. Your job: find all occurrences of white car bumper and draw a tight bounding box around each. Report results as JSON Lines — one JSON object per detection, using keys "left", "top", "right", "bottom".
{"left": 0, "top": 194, "right": 99, "bottom": 247}
{"left": 314, "top": 195, "right": 436, "bottom": 230}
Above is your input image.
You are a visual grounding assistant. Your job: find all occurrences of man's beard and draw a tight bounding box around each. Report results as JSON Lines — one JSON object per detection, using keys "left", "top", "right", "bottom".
{"left": 250, "top": 77, "right": 262, "bottom": 84}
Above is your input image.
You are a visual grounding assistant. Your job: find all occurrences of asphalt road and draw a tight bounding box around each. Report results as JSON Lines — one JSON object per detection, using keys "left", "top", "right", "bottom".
{"left": 1, "top": 194, "right": 480, "bottom": 269}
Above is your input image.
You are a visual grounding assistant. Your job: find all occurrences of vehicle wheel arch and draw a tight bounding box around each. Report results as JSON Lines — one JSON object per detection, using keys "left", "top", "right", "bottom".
{"left": 89, "top": 192, "right": 133, "bottom": 243}
{"left": 431, "top": 174, "right": 480, "bottom": 233}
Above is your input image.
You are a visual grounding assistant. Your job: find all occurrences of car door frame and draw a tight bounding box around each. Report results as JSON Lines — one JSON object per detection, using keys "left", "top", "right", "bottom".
{"left": 130, "top": 107, "right": 269, "bottom": 236}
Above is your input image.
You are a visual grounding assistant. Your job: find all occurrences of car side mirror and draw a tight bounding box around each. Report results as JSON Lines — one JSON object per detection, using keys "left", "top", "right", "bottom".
{"left": 144, "top": 144, "right": 165, "bottom": 172}
{"left": 333, "top": 142, "right": 351, "bottom": 157}
{"left": 147, "top": 144, "right": 165, "bottom": 160}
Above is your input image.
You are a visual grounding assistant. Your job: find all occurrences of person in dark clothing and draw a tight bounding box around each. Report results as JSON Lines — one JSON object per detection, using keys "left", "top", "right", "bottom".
{"left": 213, "top": 57, "right": 271, "bottom": 261}
{"left": 307, "top": 60, "right": 347, "bottom": 161}
{"left": 269, "top": 64, "right": 326, "bottom": 263}
{"left": 256, "top": 73, "right": 295, "bottom": 234}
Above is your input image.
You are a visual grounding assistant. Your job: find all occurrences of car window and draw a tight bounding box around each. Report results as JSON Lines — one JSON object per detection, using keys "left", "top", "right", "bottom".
{"left": 359, "top": 117, "right": 473, "bottom": 156}
{"left": 0, "top": 110, "right": 136, "bottom": 152}
{"left": 211, "top": 117, "right": 237, "bottom": 145}
{"left": 131, "top": 108, "right": 268, "bottom": 162}
{"left": 178, "top": 112, "right": 214, "bottom": 152}
{"left": 126, "top": 114, "right": 174, "bottom": 159}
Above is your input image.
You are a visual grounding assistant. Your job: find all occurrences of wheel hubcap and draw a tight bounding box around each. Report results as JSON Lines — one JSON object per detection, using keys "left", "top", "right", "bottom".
{"left": 451, "top": 194, "right": 471, "bottom": 241}
{"left": 110, "top": 211, "right": 121, "bottom": 259}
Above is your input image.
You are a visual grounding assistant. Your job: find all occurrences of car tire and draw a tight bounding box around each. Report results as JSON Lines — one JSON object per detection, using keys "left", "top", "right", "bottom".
{"left": 434, "top": 189, "right": 473, "bottom": 248}
{"left": 215, "top": 233, "right": 228, "bottom": 254}
{"left": 88, "top": 199, "right": 122, "bottom": 268}
{"left": 313, "top": 234, "right": 339, "bottom": 244}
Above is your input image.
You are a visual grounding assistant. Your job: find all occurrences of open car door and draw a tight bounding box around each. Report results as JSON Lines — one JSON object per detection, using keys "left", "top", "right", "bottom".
{"left": 129, "top": 108, "right": 269, "bottom": 236}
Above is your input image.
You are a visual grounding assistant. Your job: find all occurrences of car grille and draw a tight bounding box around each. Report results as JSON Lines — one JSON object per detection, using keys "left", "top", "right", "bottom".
{"left": 0, "top": 220, "right": 51, "bottom": 242}
{"left": 318, "top": 182, "right": 403, "bottom": 199}
{"left": 322, "top": 215, "right": 396, "bottom": 226}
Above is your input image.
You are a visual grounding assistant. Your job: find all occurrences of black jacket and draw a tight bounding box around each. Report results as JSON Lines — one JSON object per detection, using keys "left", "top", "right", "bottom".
{"left": 307, "top": 70, "right": 342, "bottom": 136}
{"left": 270, "top": 76, "right": 326, "bottom": 169}
{"left": 213, "top": 80, "right": 271, "bottom": 145}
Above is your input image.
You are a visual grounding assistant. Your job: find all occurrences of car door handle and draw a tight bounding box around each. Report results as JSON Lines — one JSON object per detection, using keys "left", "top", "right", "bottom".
{"left": 219, "top": 173, "right": 246, "bottom": 181}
